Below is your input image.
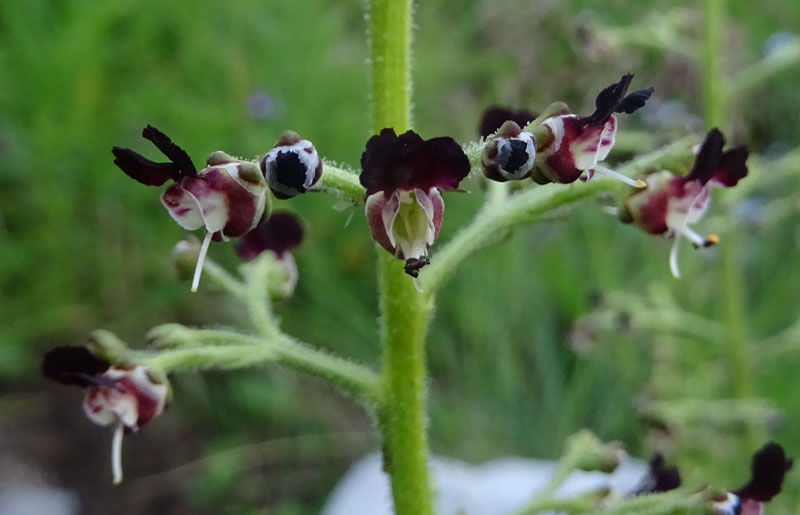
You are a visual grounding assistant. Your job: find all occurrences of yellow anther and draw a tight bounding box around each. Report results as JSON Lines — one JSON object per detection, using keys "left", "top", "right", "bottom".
{"left": 707, "top": 234, "right": 719, "bottom": 245}
{"left": 635, "top": 179, "right": 647, "bottom": 189}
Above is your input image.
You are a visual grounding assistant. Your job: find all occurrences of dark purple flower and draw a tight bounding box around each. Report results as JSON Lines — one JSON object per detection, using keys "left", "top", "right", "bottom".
{"left": 620, "top": 128, "right": 749, "bottom": 277}
{"left": 631, "top": 454, "right": 681, "bottom": 496}
{"left": 715, "top": 442, "right": 792, "bottom": 515}
{"left": 237, "top": 211, "right": 304, "bottom": 260}
{"left": 42, "top": 346, "right": 170, "bottom": 484}
{"left": 481, "top": 121, "right": 537, "bottom": 182}
{"left": 237, "top": 212, "right": 304, "bottom": 296}
{"left": 534, "top": 74, "right": 653, "bottom": 186}
{"left": 113, "top": 127, "right": 269, "bottom": 291}
{"left": 360, "top": 128, "right": 470, "bottom": 277}
{"left": 478, "top": 106, "right": 536, "bottom": 137}
{"left": 260, "top": 130, "right": 322, "bottom": 199}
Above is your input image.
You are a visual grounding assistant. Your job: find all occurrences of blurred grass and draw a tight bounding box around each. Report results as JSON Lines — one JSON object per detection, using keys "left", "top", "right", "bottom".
{"left": 1, "top": 0, "right": 799, "bottom": 513}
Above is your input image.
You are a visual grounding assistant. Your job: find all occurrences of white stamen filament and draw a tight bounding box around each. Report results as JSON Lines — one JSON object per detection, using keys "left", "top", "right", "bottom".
{"left": 682, "top": 227, "right": 707, "bottom": 247}
{"left": 669, "top": 237, "right": 681, "bottom": 279}
{"left": 112, "top": 420, "right": 124, "bottom": 485}
{"left": 412, "top": 276, "right": 424, "bottom": 294}
{"left": 191, "top": 231, "right": 214, "bottom": 292}
{"left": 594, "top": 165, "right": 646, "bottom": 188}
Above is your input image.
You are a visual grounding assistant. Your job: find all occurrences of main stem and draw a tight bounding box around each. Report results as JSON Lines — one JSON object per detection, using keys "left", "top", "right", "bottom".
{"left": 702, "top": 0, "right": 752, "bottom": 401}
{"left": 370, "top": 0, "right": 434, "bottom": 513}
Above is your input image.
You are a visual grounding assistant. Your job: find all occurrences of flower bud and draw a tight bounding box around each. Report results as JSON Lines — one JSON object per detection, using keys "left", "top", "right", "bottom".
{"left": 563, "top": 429, "right": 624, "bottom": 474}
{"left": 172, "top": 235, "right": 201, "bottom": 280}
{"left": 481, "top": 121, "right": 536, "bottom": 182}
{"left": 260, "top": 130, "right": 322, "bottom": 199}
{"left": 237, "top": 211, "right": 304, "bottom": 297}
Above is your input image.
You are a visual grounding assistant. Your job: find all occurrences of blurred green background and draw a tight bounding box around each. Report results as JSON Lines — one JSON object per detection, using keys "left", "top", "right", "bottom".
{"left": 1, "top": 0, "right": 799, "bottom": 513}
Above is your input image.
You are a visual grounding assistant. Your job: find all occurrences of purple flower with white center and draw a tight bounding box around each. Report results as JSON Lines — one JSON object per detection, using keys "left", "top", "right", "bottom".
{"left": 360, "top": 128, "right": 470, "bottom": 278}
{"left": 481, "top": 121, "right": 537, "bottom": 182}
{"left": 478, "top": 106, "right": 536, "bottom": 138}
{"left": 534, "top": 73, "right": 654, "bottom": 187}
{"left": 42, "top": 346, "right": 170, "bottom": 484}
{"left": 260, "top": 130, "right": 322, "bottom": 199}
{"left": 237, "top": 211, "right": 304, "bottom": 296}
{"left": 112, "top": 126, "right": 268, "bottom": 291}
{"left": 620, "top": 128, "right": 749, "bottom": 277}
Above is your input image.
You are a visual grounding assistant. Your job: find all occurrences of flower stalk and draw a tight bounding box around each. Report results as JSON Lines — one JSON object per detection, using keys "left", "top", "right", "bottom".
{"left": 702, "top": 0, "right": 753, "bottom": 402}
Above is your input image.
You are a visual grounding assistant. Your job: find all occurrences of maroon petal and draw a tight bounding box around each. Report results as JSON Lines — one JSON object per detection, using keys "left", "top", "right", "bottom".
{"left": 580, "top": 73, "right": 654, "bottom": 126}
{"left": 360, "top": 128, "right": 470, "bottom": 196}
{"left": 478, "top": 106, "right": 536, "bottom": 137}
{"left": 237, "top": 211, "right": 304, "bottom": 260}
{"left": 42, "top": 346, "right": 111, "bottom": 388}
{"left": 632, "top": 454, "right": 681, "bottom": 495}
{"left": 734, "top": 442, "right": 793, "bottom": 503}
{"left": 685, "top": 128, "right": 725, "bottom": 185}
{"left": 111, "top": 147, "right": 180, "bottom": 186}
{"left": 182, "top": 166, "right": 264, "bottom": 238}
{"left": 712, "top": 146, "right": 749, "bottom": 187}
{"left": 141, "top": 125, "right": 197, "bottom": 176}
{"left": 112, "top": 125, "right": 196, "bottom": 186}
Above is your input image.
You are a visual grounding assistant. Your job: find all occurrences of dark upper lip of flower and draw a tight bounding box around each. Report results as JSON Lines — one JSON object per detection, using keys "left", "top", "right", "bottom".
{"left": 734, "top": 442, "right": 793, "bottom": 502}
{"left": 633, "top": 454, "right": 682, "bottom": 495}
{"left": 236, "top": 211, "right": 304, "bottom": 261}
{"left": 478, "top": 106, "right": 536, "bottom": 137}
{"left": 579, "top": 73, "right": 654, "bottom": 126}
{"left": 112, "top": 125, "right": 198, "bottom": 187}
{"left": 684, "top": 128, "right": 749, "bottom": 187}
{"left": 42, "top": 346, "right": 115, "bottom": 388}
{"left": 359, "top": 128, "right": 471, "bottom": 196}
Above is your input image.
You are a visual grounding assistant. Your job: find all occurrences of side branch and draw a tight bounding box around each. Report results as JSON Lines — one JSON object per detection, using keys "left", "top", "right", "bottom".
{"left": 421, "top": 136, "right": 698, "bottom": 294}
{"left": 315, "top": 161, "right": 366, "bottom": 203}
{"left": 144, "top": 327, "right": 382, "bottom": 406}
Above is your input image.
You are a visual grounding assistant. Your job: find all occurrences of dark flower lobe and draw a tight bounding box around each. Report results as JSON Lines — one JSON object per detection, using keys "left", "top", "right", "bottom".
{"left": 713, "top": 146, "right": 749, "bottom": 187}
{"left": 685, "top": 128, "right": 725, "bottom": 184}
{"left": 360, "top": 128, "right": 470, "bottom": 196}
{"left": 478, "top": 106, "right": 536, "bottom": 137}
{"left": 112, "top": 125, "right": 197, "bottom": 186}
{"left": 581, "top": 73, "right": 653, "bottom": 126}
{"left": 633, "top": 454, "right": 682, "bottom": 495}
{"left": 616, "top": 87, "right": 655, "bottom": 114}
{"left": 237, "top": 211, "right": 304, "bottom": 261}
{"left": 141, "top": 125, "right": 197, "bottom": 176}
{"left": 42, "top": 346, "right": 111, "bottom": 388}
{"left": 734, "top": 442, "right": 793, "bottom": 502}
{"left": 111, "top": 147, "right": 181, "bottom": 186}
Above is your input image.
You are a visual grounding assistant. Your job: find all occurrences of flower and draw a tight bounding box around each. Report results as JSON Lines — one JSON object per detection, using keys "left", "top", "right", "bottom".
{"left": 478, "top": 106, "right": 536, "bottom": 137}
{"left": 631, "top": 454, "right": 681, "bottom": 495}
{"left": 112, "top": 126, "right": 269, "bottom": 291}
{"left": 715, "top": 442, "right": 793, "bottom": 515}
{"left": 42, "top": 346, "right": 170, "bottom": 484}
{"left": 620, "top": 128, "right": 748, "bottom": 277}
{"left": 236, "top": 211, "right": 304, "bottom": 297}
{"left": 360, "top": 128, "right": 470, "bottom": 277}
{"left": 260, "top": 130, "right": 322, "bottom": 199}
{"left": 481, "top": 121, "right": 537, "bottom": 182}
{"left": 533, "top": 73, "right": 653, "bottom": 187}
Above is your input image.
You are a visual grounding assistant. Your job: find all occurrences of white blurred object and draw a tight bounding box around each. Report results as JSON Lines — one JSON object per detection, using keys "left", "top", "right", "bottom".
{"left": 322, "top": 453, "right": 648, "bottom": 515}
{"left": 0, "top": 484, "right": 79, "bottom": 515}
